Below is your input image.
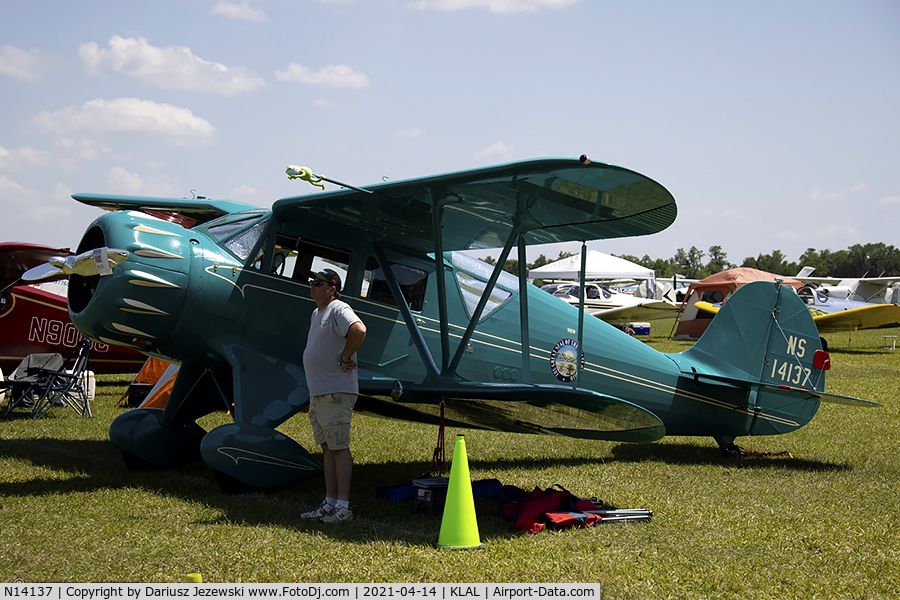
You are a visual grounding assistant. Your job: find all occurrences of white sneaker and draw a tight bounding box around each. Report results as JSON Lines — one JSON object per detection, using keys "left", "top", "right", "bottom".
{"left": 300, "top": 501, "right": 335, "bottom": 519}
{"left": 320, "top": 506, "right": 352, "bottom": 523}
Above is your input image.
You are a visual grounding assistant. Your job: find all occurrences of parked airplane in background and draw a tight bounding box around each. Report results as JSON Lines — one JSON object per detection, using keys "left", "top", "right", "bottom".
{"left": 23, "top": 157, "right": 877, "bottom": 491}
{"left": 795, "top": 290, "right": 900, "bottom": 336}
{"left": 794, "top": 267, "right": 900, "bottom": 305}
{"left": 696, "top": 267, "right": 900, "bottom": 342}
{"left": 0, "top": 242, "right": 145, "bottom": 375}
{"left": 550, "top": 282, "right": 679, "bottom": 322}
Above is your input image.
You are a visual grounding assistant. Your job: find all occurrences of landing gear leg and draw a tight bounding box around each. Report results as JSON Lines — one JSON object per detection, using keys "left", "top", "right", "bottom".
{"left": 714, "top": 435, "right": 740, "bottom": 458}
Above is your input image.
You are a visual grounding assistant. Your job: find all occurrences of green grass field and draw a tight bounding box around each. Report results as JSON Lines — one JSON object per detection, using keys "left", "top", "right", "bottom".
{"left": 1, "top": 323, "right": 898, "bottom": 597}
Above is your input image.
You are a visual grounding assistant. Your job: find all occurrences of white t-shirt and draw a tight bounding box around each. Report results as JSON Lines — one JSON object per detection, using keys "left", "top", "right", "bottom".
{"left": 302, "top": 299, "right": 362, "bottom": 396}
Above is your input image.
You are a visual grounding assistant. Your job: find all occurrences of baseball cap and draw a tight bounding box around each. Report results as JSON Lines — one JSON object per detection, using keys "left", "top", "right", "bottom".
{"left": 309, "top": 268, "right": 342, "bottom": 295}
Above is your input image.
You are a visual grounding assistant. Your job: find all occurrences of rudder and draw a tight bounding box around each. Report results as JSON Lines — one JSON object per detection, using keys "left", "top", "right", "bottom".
{"left": 681, "top": 280, "right": 827, "bottom": 391}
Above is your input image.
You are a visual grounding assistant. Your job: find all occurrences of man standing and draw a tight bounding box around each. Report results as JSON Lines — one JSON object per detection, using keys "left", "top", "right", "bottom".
{"left": 300, "top": 268, "right": 366, "bottom": 523}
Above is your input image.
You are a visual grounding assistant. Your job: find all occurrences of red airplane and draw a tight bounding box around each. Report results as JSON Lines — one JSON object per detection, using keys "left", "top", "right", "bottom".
{"left": 0, "top": 242, "right": 145, "bottom": 375}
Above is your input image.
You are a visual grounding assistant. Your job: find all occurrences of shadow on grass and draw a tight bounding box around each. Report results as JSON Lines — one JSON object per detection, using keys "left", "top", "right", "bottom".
{"left": 0, "top": 436, "right": 522, "bottom": 546}
{"left": 0, "top": 432, "right": 849, "bottom": 550}
{"left": 608, "top": 441, "right": 849, "bottom": 472}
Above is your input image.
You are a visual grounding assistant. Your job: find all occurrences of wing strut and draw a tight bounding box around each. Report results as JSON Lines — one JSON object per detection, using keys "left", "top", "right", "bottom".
{"left": 369, "top": 242, "right": 442, "bottom": 382}
{"left": 576, "top": 242, "right": 588, "bottom": 388}
{"left": 430, "top": 189, "right": 457, "bottom": 373}
{"left": 447, "top": 222, "right": 524, "bottom": 373}
{"left": 446, "top": 185, "right": 539, "bottom": 375}
{"left": 517, "top": 235, "right": 532, "bottom": 384}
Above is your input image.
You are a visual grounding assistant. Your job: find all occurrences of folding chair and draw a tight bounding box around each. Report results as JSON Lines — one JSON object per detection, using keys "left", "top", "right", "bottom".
{"left": 29, "top": 339, "right": 93, "bottom": 419}
{"left": 2, "top": 353, "right": 65, "bottom": 415}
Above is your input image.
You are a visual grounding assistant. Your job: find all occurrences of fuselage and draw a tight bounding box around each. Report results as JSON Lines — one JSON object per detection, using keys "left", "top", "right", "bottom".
{"left": 69, "top": 206, "right": 816, "bottom": 441}
{"left": 798, "top": 285, "right": 877, "bottom": 313}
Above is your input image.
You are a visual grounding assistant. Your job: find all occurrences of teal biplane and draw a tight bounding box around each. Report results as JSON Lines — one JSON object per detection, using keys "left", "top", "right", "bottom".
{"left": 25, "top": 157, "right": 878, "bottom": 490}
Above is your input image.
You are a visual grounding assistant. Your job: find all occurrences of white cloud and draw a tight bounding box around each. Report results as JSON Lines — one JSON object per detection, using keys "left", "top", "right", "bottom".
{"left": 0, "top": 45, "right": 51, "bottom": 81}
{"left": 0, "top": 174, "right": 55, "bottom": 221}
{"left": 79, "top": 36, "right": 266, "bottom": 95}
{"left": 210, "top": 0, "right": 267, "bottom": 21}
{"left": 396, "top": 128, "right": 422, "bottom": 139}
{"left": 60, "top": 138, "right": 115, "bottom": 161}
{"left": 33, "top": 98, "right": 216, "bottom": 146}
{"left": 0, "top": 174, "right": 37, "bottom": 199}
{"left": 809, "top": 183, "right": 868, "bottom": 201}
{"left": 106, "top": 166, "right": 144, "bottom": 194}
{"left": 407, "top": 0, "right": 580, "bottom": 14}
{"left": 275, "top": 63, "right": 371, "bottom": 88}
{"left": 474, "top": 141, "right": 516, "bottom": 162}
{"left": 878, "top": 196, "right": 900, "bottom": 207}
{"left": 0, "top": 145, "right": 49, "bottom": 171}
{"left": 104, "top": 166, "right": 183, "bottom": 196}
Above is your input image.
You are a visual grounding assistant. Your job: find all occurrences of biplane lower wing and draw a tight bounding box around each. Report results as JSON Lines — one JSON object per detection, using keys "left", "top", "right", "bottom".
{"left": 358, "top": 379, "right": 666, "bottom": 443}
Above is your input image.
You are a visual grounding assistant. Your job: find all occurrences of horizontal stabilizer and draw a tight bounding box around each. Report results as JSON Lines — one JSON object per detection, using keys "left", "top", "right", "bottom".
{"left": 766, "top": 383, "right": 881, "bottom": 408}
{"left": 687, "top": 370, "right": 880, "bottom": 408}
{"left": 359, "top": 379, "right": 666, "bottom": 443}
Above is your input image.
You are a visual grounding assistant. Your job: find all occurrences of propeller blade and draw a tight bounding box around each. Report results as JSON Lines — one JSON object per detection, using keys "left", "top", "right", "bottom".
{"left": 22, "top": 247, "right": 129, "bottom": 282}
{"left": 20, "top": 261, "right": 64, "bottom": 282}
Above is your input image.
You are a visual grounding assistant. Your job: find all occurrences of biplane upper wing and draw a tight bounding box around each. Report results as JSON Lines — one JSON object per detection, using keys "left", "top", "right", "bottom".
{"left": 0, "top": 242, "right": 74, "bottom": 291}
{"left": 811, "top": 303, "right": 900, "bottom": 332}
{"left": 272, "top": 157, "right": 677, "bottom": 253}
{"left": 73, "top": 193, "right": 259, "bottom": 228}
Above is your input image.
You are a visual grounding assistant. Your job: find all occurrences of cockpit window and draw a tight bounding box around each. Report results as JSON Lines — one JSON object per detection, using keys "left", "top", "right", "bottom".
{"left": 362, "top": 258, "right": 427, "bottom": 311}
{"left": 222, "top": 217, "right": 269, "bottom": 261}
{"left": 450, "top": 252, "right": 519, "bottom": 291}
{"left": 270, "top": 234, "right": 351, "bottom": 291}
{"left": 206, "top": 211, "right": 268, "bottom": 240}
{"left": 450, "top": 251, "right": 516, "bottom": 320}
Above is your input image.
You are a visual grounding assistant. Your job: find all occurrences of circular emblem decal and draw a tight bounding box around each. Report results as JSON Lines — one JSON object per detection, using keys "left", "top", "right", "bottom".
{"left": 550, "top": 338, "right": 584, "bottom": 383}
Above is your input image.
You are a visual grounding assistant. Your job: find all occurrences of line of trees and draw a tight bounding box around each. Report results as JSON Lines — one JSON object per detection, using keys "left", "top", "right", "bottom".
{"left": 485, "top": 243, "right": 900, "bottom": 281}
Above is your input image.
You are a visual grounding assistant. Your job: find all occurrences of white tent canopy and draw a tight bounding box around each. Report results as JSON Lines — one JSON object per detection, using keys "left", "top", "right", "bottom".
{"left": 528, "top": 250, "right": 654, "bottom": 281}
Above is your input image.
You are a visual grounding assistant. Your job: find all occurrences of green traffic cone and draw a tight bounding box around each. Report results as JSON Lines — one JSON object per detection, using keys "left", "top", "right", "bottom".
{"left": 436, "top": 435, "right": 484, "bottom": 550}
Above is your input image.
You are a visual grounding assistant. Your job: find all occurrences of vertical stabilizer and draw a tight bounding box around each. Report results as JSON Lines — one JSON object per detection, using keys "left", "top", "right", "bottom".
{"left": 680, "top": 280, "right": 826, "bottom": 391}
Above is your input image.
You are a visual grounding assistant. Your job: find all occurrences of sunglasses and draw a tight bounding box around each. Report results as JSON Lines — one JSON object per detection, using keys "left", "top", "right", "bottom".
{"left": 310, "top": 280, "right": 331, "bottom": 287}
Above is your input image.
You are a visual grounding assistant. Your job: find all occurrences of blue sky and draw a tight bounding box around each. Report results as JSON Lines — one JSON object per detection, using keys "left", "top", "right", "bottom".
{"left": 2, "top": 0, "right": 898, "bottom": 267}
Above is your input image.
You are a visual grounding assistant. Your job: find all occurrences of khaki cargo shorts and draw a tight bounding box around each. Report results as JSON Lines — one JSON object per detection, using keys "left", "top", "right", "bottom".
{"left": 308, "top": 392, "right": 358, "bottom": 450}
